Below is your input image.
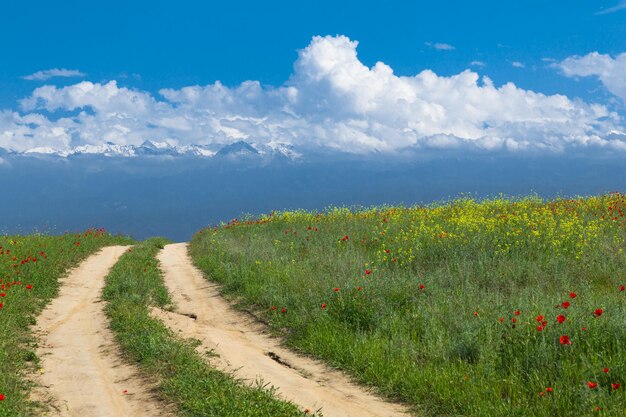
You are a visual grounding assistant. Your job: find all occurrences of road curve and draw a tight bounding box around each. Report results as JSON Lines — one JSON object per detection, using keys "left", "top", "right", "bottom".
{"left": 155, "top": 242, "right": 410, "bottom": 417}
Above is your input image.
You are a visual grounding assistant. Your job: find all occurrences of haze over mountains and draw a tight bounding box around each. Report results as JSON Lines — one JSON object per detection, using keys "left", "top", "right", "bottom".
{"left": 2, "top": 145, "right": 626, "bottom": 241}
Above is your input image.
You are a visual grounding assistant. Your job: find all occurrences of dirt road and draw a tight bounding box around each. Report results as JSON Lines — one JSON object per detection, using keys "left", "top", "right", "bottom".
{"left": 32, "top": 246, "right": 169, "bottom": 417}
{"left": 154, "top": 242, "right": 409, "bottom": 417}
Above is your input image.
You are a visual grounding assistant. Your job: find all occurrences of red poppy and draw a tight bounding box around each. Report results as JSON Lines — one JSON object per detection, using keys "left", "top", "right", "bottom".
{"left": 557, "top": 314, "right": 566, "bottom": 324}
{"left": 419, "top": 284, "right": 425, "bottom": 290}
{"left": 271, "top": 306, "right": 278, "bottom": 311}
{"left": 473, "top": 311, "right": 479, "bottom": 317}
{"left": 569, "top": 292, "right": 577, "bottom": 299}
{"left": 281, "top": 307, "right": 287, "bottom": 313}
{"left": 559, "top": 335, "right": 572, "bottom": 345}
{"left": 536, "top": 325, "right": 543, "bottom": 331}
{"left": 384, "top": 249, "right": 390, "bottom": 253}
{"left": 0, "top": 293, "right": 5, "bottom": 298}
{"left": 511, "top": 318, "right": 517, "bottom": 323}
{"left": 0, "top": 393, "right": 4, "bottom": 401}
{"left": 587, "top": 381, "right": 598, "bottom": 389}
{"left": 612, "top": 383, "right": 621, "bottom": 390}
{"left": 365, "top": 269, "right": 372, "bottom": 275}
{"left": 603, "top": 367, "right": 609, "bottom": 374}
{"left": 536, "top": 315, "right": 544, "bottom": 322}
{"left": 341, "top": 236, "right": 349, "bottom": 241}
{"left": 545, "top": 387, "right": 553, "bottom": 393}
{"left": 620, "top": 285, "right": 625, "bottom": 292}
{"left": 562, "top": 301, "right": 571, "bottom": 309}
{"left": 320, "top": 303, "right": 327, "bottom": 309}
{"left": 0, "top": 303, "right": 3, "bottom": 309}
{"left": 538, "top": 391, "right": 545, "bottom": 397}
{"left": 594, "top": 308, "right": 603, "bottom": 317}
{"left": 356, "top": 286, "right": 363, "bottom": 291}
{"left": 582, "top": 326, "right": 587, "bottom": 331}
{"left": 498, "top": 317, "right": 505, "bottom": 323}
{"left": 514, "top": 310, "right": 521, "bottom": 316}
{"left": 26, "top": 284, "right": 33, "bottom": 290}
{"left": 333, "top": 287, "right": 340, "bottom": 292}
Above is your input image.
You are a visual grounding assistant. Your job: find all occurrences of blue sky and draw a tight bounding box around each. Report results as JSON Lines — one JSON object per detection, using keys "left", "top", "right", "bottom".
{"left": 2, "top": 0, "right": 624, "bottom": 101}
{"left": 1, "top": 0, "right": 626, "bottom": 155}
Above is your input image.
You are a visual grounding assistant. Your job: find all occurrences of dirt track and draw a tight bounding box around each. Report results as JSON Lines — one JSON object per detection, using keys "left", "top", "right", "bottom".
{"left": 154, "top": 242, "right": 409, "bottom": 417}
{"left": 32, "top": 246, "right": 169, "bottom": 417}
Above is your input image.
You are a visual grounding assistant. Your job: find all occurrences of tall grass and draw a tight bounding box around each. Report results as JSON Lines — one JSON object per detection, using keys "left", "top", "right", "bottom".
{"left": 0, "top": 229, "right": 134, "bottom": 416}
{"left": 190, "top": 194, "right": 626, "bottom": 416}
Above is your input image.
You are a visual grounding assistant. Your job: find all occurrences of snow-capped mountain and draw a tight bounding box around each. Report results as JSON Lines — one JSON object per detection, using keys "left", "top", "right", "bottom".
{"left": 7, "top": 140, "right": 301, "bottom": 160}
{"left": 215, "top": 141, "right": 260, "bottom": 157}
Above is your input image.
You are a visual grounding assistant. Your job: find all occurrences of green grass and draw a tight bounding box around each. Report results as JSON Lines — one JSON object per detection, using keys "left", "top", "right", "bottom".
{"left": 0, "top": 229, "right": 134, "bottom": 417}
{"left": 190, "top": 195, "right": 626, "bottom": 417}
{"left": 102, "top": 238, "right": 311, "bottom": 417}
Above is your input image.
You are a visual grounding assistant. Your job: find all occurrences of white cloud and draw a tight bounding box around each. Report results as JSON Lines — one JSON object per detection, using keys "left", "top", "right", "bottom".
{"left": 512, "top": 61, "right": 525, "bottom": 68}
{"left": 22, "top": 68, "right": 86, "bottom": 81}
{"left": 558, "top": 52, "right": 626, "bottom": 103}
{"left": 1, "top": 35, "right": 624, "bottom": 155}
{"left": 596, "top": 0, "right": 626, "bottom": 15}
{"left": 470, "top": 61, "right": 486, "bottom": 67}
{"left": 425, "top": 42, "right": 456, "bottom": 51}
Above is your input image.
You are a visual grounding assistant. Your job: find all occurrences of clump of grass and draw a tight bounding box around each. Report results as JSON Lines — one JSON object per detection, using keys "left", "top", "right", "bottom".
{"left": 190, "top": 194, "right": 626, "bottom": 416}
{"left": 0, "top": 228, "right": 134, "bottom": 416}
{"left": 103, "top": 238, "right": 309, "bottom": 417}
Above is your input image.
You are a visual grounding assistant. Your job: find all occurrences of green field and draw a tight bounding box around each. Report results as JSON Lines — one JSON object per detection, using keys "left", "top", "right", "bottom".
{"left": 3, "top": 193, "right": 626, "bottom": 416}
{"left": 0, "top": 229, "right": 134, "bottom": 415}
{"left": 190, "top": 194, "right": 626, "bottom": 416}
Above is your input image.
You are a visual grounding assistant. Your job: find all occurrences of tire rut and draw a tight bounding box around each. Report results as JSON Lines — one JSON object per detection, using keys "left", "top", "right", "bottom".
{"left": 154, "top": 242, "right": 410, "bottom": 417}
{"left": 31, "top": 246, "right": 171, "bottom": 417}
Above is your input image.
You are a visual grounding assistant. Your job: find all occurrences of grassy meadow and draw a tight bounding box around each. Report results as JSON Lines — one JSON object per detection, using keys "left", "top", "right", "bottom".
{"left": 190, "top": 194, "right": 626, "bottom": 416}
{"left": 0, "top": 229, "right": 134, "bottom": 416}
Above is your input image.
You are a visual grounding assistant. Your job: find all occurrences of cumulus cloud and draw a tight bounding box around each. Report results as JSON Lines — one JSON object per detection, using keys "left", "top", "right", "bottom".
{"left": 425, "top": 42, "right": 455, "bottom": 51}
{"left": 1, "top": 35, "right": 625, "bottom": 155}
{"left": 511, "top": 61, "right": 525, "bottom": 68}
{"left": 22, "top": 68, "right": 86, "bottom": 81}
{"left": 558, "top": 52, "right": 626, "bottom": 103}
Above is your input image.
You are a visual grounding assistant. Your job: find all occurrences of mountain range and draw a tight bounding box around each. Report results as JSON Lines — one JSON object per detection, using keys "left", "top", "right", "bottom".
{"left": 1, "top": 140, "right": 301, "bottom": 160}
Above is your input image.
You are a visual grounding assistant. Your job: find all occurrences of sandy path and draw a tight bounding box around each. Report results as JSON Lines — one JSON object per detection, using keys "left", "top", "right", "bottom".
{"left": 32, "top": 246, "right": 170, "bottom": 417}
{"left": 154, "top": 243, "right": 409, "bottom": 417}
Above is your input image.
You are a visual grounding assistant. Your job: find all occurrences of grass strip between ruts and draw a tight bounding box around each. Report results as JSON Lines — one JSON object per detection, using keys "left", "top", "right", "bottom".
{"left": 102, "top": 237, "right": 310, "bottom": 417}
